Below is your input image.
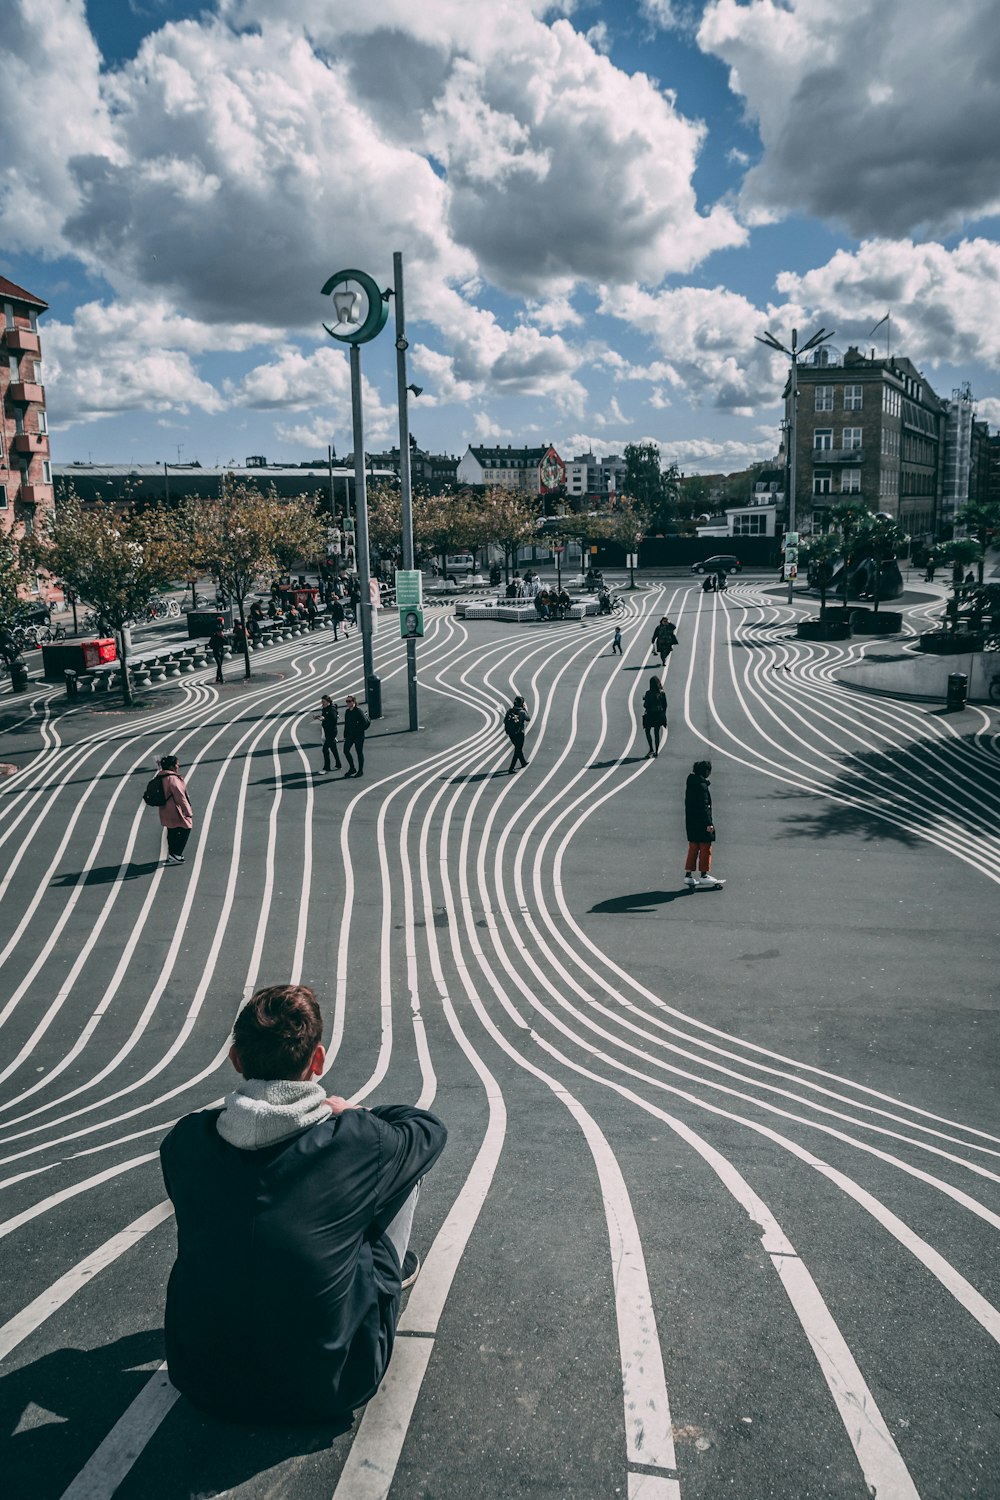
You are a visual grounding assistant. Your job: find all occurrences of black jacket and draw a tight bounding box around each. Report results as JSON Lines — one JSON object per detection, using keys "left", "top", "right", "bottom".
{"left": 344, "top": 705, "right": 368, "bottom": 741}
{"left": 685, "top": 772, "right": 714, "bottom": 841}
{"left": 160, "top": 1103, "right": 446, "bottom": 1424}
{"left": 642, "top": 687, "right": 667, "bottom": 727}
{"left": 321, "top": 703, "right": 339, "bottom": 743}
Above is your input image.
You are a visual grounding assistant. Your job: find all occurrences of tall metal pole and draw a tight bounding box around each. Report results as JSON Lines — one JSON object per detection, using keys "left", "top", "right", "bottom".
{"left": 349, "top": 343, "right": 377, "bottom": 711}
{"left": 393, "top": 251, "right": 419, "bottom": 731}
{"left": 787, "top": 329, "right": 798, "bottom": 606}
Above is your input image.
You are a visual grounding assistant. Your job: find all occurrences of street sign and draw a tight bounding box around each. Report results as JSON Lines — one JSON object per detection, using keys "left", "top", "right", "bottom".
{"left": 552, "top": 544, "right": 565, "bottom": 554}
{"left": 784, "top": 546, "right": 798, "bottom": 567}
{"left": 395, "top": 569, "right": 423, "bottom": 608}
{"left": 590, "top": 545, "right": 598, "bottom": 554}
{"left": 626, "top": 552, "right": 638, "bottom": 568}
{"left": 787, "top": 564, "right": 798, "bottom": 579}
{"left": 785, "top": 531, "right": 799, "bottom": 547}
{"left": 399, "top": 606, "right": 424, "bottom": 639}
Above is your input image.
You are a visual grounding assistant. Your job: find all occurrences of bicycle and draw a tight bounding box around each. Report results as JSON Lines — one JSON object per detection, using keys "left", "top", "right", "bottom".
{"left": 34, "top": 622, "right": 67, "bottom": 643}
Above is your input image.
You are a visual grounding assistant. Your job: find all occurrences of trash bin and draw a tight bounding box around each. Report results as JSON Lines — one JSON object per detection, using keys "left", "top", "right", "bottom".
{"left": 65, "top": 669, "right": 78, "bottom": 699}
{"left": 946, "top": 672, "right": 968, "bottom": 710}
{"left": 366, "top": 672, "right": 382, "bottom": 720}
{"left": 10, "top": 657, "right": 29, "bottom": 693}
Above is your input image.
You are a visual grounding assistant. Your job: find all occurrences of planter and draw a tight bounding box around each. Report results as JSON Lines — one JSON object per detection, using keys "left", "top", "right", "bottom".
{"left": 797, "top": 617, "right": 853, "bottom": 641}
{"left": 852, "top": 610, "right": 904, "bottom": 634}
{"left": 917, "top": 630, "right": 986, "bottom": 655}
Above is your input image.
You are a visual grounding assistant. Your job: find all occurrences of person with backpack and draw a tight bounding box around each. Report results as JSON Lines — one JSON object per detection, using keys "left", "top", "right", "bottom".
{"left": 330, "top": 596, "right": 346, "bottom": 640}
{"left": 504, "top": 694, "right": 531, "bottom": 773}
{"left": 651, "top": 616, "right": 678, "bottom": 667}
{"left": 343, "top": 695, "right": 370, "bottom": 778}
{"left": 144, "top": 754, "right": 193, "bottom": 865}
{"left": 641, "top": 675, "right": 668, "bottom": 758}
{"left": 314, "top": 694, "right": 342, "bottom": 774}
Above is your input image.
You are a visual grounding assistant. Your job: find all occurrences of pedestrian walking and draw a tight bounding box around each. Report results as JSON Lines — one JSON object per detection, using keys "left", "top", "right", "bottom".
{"left": 641, "top": 675, "right": 668, "bottom": 758}
{"left": 612, "top": 624, "right": 623, "bottom": 656}
{"left": 146, "top": 753, "right": 193, "bottom": 865}
{"left": 314, "top": 694, "right": 342, "bottom": 774}
{"left": 683, "top": 759, "right": 724, "bottom": 889}
{"left": 305, "top": 595, "right": 318, "bottom": 628}
{"left": 330, "top": 597, "right": 346, "bottom": 640}
{"left": 159, "top": 983, "right": 446, "bottom": 1426}
{"left": 209, "top": 621, "right": 228, "bottom": 684}
{"left": 503, "top": 694, "right": 530, "bottom": 772}
{"left": 651, "top": 616, "right": 678, "bottom": 667}
{"left": 343, "top": 694, "right": 369, "bottom": 778}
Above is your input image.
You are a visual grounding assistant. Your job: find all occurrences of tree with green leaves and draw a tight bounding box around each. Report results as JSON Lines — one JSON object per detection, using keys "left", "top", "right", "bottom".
{"left": 800, "top": 533, "right": 840, "bottom": 622}
{"left": 829, "top": 500, "right": 873, "bottom": 611}
{"left": 366, "top": 481, "right": 403, "bottom": 562}
{"left": 586, "top": 496, "right": 646, "bottom": 584}
{"left": 182, "top": 480, "right": 326, "bottom": 679}
{"left": 955, "top": 500, "right": 1000, "bottom": 584}
{"left": 624, "top": 444, "right": 677, "bottom": 532}
{"left": 31, "top": 490, "right": 184, "bottom": 705}
{"left": 854, "top": 514, "right": 909, "bottom": 612}
{"left": 413, "top": 491, "right": 473, "bottom": 576}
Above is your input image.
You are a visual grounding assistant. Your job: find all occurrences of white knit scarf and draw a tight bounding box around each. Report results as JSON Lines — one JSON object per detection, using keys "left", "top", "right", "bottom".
{"left": 216, "top": 1078, "right": 331, "bottom": 1150}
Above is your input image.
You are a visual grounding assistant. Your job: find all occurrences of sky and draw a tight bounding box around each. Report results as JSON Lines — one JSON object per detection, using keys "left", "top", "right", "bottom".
{"left": 3, "top": 0, "right": 1000, "bottom": 475}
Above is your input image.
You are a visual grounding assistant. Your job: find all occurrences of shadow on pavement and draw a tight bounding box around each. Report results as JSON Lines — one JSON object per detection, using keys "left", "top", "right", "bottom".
{"left": 587, "top": 755, "right": 646, "bottom": 769}
{"left": 1, "top": 1330, "right": 352, "bottom": 1500}
{"left": 590, "top": 887, "right": 689, "bottom": 913}
{"left": 51, "top": 860, "right": 161, "bottom": 887}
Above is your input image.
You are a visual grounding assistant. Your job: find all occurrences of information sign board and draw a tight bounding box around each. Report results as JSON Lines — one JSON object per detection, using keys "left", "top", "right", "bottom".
{"left": 394, "top": 569, "right": 423, "bottom": 608}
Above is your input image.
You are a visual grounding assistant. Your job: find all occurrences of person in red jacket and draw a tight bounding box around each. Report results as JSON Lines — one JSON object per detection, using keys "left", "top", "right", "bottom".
{"left": 160, "top": 985, "right": 446, "bottom": 1426}
{"left": 157, "top": 754, "right": 193, "bottom": 865}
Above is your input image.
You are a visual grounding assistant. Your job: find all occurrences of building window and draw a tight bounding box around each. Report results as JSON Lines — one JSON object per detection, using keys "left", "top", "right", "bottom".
{"left": 0, "top": 485, "right": 7, "bottom": 510}
{"left": 842, "top": 427, "right": 863, "bottom": 449}
{"left": 840, "top": 470, "right": 862, "bottom": 494}
{"left": 42, "top": 460, "right": 51, "bottom": 484}
{"left": 813, "top": 471, "right": 832, "bottom": 495}
{"left": 813, "top": 428, "right": 833, "bottom": 451}
{"left": 23, "top": 509, "right": 34, "bottom": 536}
{"left": 33, "top": 361, "right": 43, "bottom": 385}
{"left": 814, "top": 386, "right": 834, "bottom": 412}
{"left": 8, "top": 352, "right": 18, "bottom": 376}
{"left": 28, "top": 311, "right": 37, "bottom": 333}
{"left": 37, "top": 410, "right": 47, "bottom": 434}
{"left": 844, "top": 384, "right": 863, "bottom": 410}
{"left": 732, "top": 512, "right": 767, "bottom": 535}
{"left": 14, "top": 410, "right": 24, "bottom": 436}
{"left": 3, "top": 303, "right": 13, "bottom": 330}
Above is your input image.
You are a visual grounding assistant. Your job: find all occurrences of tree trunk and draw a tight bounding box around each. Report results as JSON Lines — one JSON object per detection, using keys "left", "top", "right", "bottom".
{"left": 191, "top": 577, "right": 198, "bottom": 610}
{"left": 978, "top": 531, "right": 986, "bottom": 585}
{"left": 238, "top": 598, "right": 252, "bottom": 679}
{"left": 841, "top": 540, "right": 850, "bottom": 613}
{"left": 819, "top": 578, "right": 827, "bottom": 622}
{"left": 873, "top": 558, "right": 881, "bottom": 613}
{"left": 118, "top": 627, "right": 133, "bottom": 707}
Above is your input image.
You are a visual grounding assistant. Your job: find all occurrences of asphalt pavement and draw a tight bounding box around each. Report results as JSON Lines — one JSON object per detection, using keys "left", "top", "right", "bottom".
{"left": 0, "top": 577, "right": 997, "bottom": 1500}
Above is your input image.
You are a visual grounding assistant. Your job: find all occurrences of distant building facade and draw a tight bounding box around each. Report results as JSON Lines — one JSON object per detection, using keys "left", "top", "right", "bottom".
{"left": 456, "top": 443, "right": 566, "bottom": 497}
{"left": 1, "top": 276, "right": 55, "bottom": 596}
{"left": 564, "top": 452, "right": 627, "bottom": 503}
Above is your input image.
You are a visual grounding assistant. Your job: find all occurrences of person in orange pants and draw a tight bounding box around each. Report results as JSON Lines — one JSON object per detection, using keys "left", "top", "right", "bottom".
{"left": 684, "top": 759, "right": 724, "bottom": 889}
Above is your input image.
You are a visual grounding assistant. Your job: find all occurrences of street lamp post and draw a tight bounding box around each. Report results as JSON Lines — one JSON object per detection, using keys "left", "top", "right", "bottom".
{"left": 392, "top": 250, "right": 419, "bottom": 732}
{"left": 322, "top": 268, "right": 389, "bottom": 717}
{"left": 755, "top": 325, "right": 834, "bottom": 605}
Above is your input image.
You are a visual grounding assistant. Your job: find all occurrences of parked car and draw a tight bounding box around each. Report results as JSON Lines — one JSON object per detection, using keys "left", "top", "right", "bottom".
{"left": 691, "top": 555, "right": 742, "bottom": 576}
{"left": 444, "top": 553, "right": 476, "bottom": 574}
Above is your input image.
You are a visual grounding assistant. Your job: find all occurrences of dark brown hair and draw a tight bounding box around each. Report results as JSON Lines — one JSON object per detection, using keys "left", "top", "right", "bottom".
{"left": 232, "top": 984, "right": 323, "bottom": 1080}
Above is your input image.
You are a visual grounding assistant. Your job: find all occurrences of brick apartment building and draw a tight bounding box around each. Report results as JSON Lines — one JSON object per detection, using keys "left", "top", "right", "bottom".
{"left": 1, "top": 276, "right": 55, "bottom": 593}
{"left": 789, "top": 346, "right": 949, "bottom": 540}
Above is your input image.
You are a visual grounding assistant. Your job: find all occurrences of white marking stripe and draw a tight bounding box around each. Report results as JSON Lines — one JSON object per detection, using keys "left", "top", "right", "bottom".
{"left": 628, "top": 1475, "right": 682, "bottom": 1500}
{"left": 0, "top": 1153, "right": 158, "bottom": 1241}
{"left": 0, "top": 1202, "right": 173, "bottom": 1362}
{"left": 57, "top": 1364, "right": 179, "bottom": 1500}
{"left": 331, "top": 1336, "right": 434, "bottom": 1500}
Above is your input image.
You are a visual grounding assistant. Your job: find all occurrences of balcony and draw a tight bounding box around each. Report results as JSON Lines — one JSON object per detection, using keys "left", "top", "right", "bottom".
{"left": 12, "top": 431, "right": 49, "bottom": 455}
{"left": 18, "top": 484, "right": 51, "bottom": 505}
{"left": 4, "top": 328, "right": 40, "bottom": 356}
{"left": 812, "top": 446, "right": 864, "bottom": 463}
{"left": 7, "top": 381, "right": 44, "bottom": 405}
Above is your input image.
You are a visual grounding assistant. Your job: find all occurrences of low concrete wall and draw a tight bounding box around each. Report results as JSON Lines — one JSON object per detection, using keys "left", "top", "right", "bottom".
{"left": 838, "top": 649, "right": 994, "bottom": 702}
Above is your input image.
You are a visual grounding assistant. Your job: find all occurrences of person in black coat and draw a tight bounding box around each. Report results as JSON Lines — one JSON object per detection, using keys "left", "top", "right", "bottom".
{"left": 314, "top": 694, "right": 342, "bottom": 773}
{"left": 343, "top": 695, "right": 369, "bottom": 777}
{"left": 641, "top": 675, "right": 667, "bottom": 758}
{"left": 504, "top": 694, "right": 531, "bottom": 772}
{"left": 209, "top": 622, "right": 228, "bottom": 684}
{"left": 330, "top": 597, "right": 346, "bottom": 640}
{"left": 160, "top": 984, "right": 446, "bottom": 1427}
{"left": 684, "top": 759, "right": 723, "bottom": 888}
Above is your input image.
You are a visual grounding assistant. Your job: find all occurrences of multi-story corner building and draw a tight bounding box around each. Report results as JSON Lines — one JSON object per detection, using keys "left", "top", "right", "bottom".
{"left": 456, "top": 443, "right": 566, "bottom": 498}
{"left": 1, "top": 277, "right": 54, "bottom": 575}
{"left": 564, "top": 452, "right": 627, "bottom": 504}
{"left": 789, "top": 346, "right": 946, "bottom": 540}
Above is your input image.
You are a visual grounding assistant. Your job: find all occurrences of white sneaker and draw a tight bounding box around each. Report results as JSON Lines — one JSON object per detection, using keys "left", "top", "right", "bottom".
{"left": 167, "top": 854, "right": 184, "bottom": 865}
{"left": 684, "top": 872, "right": 698, "bottom": 887}
{"left": 696, "top": 874, "right": 725, "bottom": 889}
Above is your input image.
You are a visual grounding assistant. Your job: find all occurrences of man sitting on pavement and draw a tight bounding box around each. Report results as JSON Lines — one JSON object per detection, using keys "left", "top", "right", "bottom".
{"left": 159, "top": 984, "right": 447, "bottom": 1427}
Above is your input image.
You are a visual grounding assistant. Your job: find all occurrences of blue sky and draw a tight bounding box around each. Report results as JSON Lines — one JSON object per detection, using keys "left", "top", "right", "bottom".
{"left": 3, "top": 0, "right": 998, "bottom": 473}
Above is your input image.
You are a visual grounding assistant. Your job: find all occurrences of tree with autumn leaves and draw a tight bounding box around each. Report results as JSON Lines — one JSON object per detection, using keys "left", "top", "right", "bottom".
{"left": 32, "top": 489, "right": 185, "bottom": 705}
{"left": 179, "top": 479, "right": 326, "bottom": 679}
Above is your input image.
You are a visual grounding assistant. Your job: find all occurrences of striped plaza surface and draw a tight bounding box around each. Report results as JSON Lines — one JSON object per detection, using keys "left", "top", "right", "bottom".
{"left": 0, "top": 581, "right": 997, "bottom": 1500}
